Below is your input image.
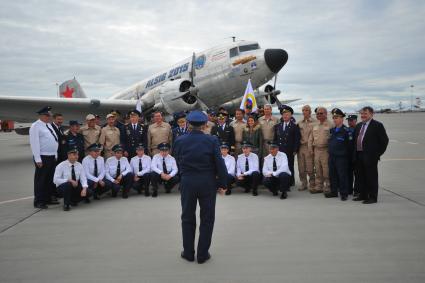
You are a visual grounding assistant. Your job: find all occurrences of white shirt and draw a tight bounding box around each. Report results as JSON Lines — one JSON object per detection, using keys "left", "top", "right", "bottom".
{"left": 105, "top": 156, "right": 132, "bottom": 181}
{"left": 236, "top": 152, "right": 259, "bottom": 176}
{"left": 263, "top": 151, "right": 292, "bottom": 177}
{"left": 222, "top": 154, "right": 236, "bottom": 176}
{"left": 82, "top": 155, "right": 105, "bottom": 182}
{"left": 130, "top": 154, "right": 152, "bottom": 177}
{"left": 29, "top": 119, "right": 58, "bottom": 163}
{"left": 151, "top": 154, "right": 178, "bottom": 177}
{"left": 53, "top": 160, "right": 88, "bottom": 188}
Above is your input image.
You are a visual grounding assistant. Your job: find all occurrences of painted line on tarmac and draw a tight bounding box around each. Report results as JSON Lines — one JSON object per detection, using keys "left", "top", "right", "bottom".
{"left": 0, "top": 196, "right": 34, "bottom": 205}
{"left": 0, "top": 208, "right": 41, "bottom": 234}
{"left": 381, "top": 158, "right": 425, "bottom": 161}
{"left": 382, "top": 187, "right": 425, "bottom": 207}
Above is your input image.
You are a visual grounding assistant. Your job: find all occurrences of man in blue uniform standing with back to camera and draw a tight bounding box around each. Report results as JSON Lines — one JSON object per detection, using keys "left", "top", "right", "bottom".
{"left": 173, "top": 110, "right": 227, "bottom": 264}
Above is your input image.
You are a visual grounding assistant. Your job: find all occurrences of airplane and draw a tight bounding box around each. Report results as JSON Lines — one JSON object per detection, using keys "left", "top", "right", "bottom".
{"left": 0, "top": 40, "right": 292, "bottom": 124}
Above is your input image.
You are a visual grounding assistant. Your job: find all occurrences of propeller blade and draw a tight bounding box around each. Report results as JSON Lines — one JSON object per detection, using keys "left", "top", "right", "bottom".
{"left": 273, "top": 74, "right": 278, "bottom": 89}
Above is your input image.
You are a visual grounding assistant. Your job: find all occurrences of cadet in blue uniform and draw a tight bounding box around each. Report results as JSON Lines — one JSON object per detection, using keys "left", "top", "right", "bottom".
{"left": 325, "top": 108, "right": 353, "bottom": 201}
{"left": 273, "top": 105, "right": 301, "bottom": 186}
{"left": 346, "top": 114, "right": 358, "bottom": 196}
{"left": 211, "top": 112, "right": 235, "bottom": 151}
{"left": 122, "top": 110, "right": 148, "bottom": 158}
{"left": 172, "top": 112, "right": 190, "bottom": 143}
{"left": 174, "top": 110, "right": 227, "bottom": 264}
{"left": 65, "top": 120, "right": 85, "bottom": 162}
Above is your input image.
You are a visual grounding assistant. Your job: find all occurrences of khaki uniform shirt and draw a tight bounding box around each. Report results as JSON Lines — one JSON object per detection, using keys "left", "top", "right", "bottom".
{"left": 230, "top": 120, "right": 246, "bottom": 143}
{"left": 148, "top": 122, "right": 172, "bottom": 154}
{"left": 297, "top": 117, "right": 316, "bottom": 148}
{"left": 309, "top": 120, "right": 332, "bottom": 149}
{"left": 80, "top": 124, "right": 101, "bottom": 152}
{"left": 99, "top": 125, "right": 120, "bottom": 158}
{"left": 202, "top": 121, "right": 215, "bottom": 135}
{"left": 258, "top": 115, "right": 278, "bottom": 142}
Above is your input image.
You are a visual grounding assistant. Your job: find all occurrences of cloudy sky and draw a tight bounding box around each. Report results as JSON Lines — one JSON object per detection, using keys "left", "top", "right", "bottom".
{"left": 0, "top": 0, "right": 424, "bottom": 112}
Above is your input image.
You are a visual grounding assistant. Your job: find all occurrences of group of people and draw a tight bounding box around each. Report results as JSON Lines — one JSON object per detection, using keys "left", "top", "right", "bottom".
{"left": 29, "top": 102, "right": 389, "bottom": 212}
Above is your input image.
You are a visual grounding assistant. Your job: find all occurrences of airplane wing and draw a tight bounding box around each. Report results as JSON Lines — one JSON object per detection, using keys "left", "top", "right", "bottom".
{"left": 0, "top": 96, "right": 138, "bottom": 122}
{"left": 278, "top": 98, "right": 301, "bottom": 105}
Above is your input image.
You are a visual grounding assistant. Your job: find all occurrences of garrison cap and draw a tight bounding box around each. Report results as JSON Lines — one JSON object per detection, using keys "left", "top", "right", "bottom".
{"left": 331, "top": 108, "right": 345, "bottom": 118}
{"left": 187, "top": 110, "right": 208, "bottom": 126}
{"left": 219, "top": 142, "right": 230, "bottom": 149}
{"left": 36, "top": 106, "right": 52, "bottom": 116}
{"left": 346, "top": 114, "right": 358, "bottom": 120}
{"left": 157, "top": 142, "right": 171, "bottom": 151}
{"left": 267, "top": 141, "right": 279, "bottom": 148}
{"left": 112, "top": 144, "right": 124, "bottom": 152}
{"left": 279, "top": 105, "right": 294, "bottom": 115}
{"left": 136, "top": 143, "right": 145, "bottom": 150}
{"left": 241, "top": 141, "right": 253, "bottom": 148}
{"left": 87, "top": 143, "right": 101, "bottom": 151}
{"left": 67, "top": 145, "right": 79, "bottom": 154}
{"left": 69, "top": 120, "right": 82, "bottom": 126}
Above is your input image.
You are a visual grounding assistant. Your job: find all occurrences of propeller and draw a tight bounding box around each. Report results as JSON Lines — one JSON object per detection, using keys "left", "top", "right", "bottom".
{"left": 185, "top": 52, "right": 208, "bottom": 110}
{"left": 268, "top": 74, "right": 282, "bottom": 109}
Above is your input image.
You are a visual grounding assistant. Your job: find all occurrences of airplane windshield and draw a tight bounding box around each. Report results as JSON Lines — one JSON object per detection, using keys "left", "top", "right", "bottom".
{"left": 239, "top": 43, "right": 260, "bottom": 52}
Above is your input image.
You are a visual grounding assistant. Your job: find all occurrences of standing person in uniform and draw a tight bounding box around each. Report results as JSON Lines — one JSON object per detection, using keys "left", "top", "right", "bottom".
{"left": 230, "top": 109, "right": 246, "bottom": 156}
{"left": 150, "top": 143, "right": 179, "bottom": 197}
{"left": 262, "top": 141, "right": 292, "bottom": 199}
{"left": 220, "top": 142, "right": 236, "bottom": 195}
{"left": 147, "top": 111, "right": 172, "bottom": 156}
{"left": 80, "top": 114, "right": 101, "bottom": 155}
{"left": 82, "top": 143, "right": 107, "bottom": 200}
{"left": 65, "top": 120, "right": 85, "bottom": 162}
{"left": 99, "top": 114, "right": 121, "bottom": 159}
{"left": 308, "top": 107, "right": 332, "bottom": 194}
{"left": 325, "top": 109, "right": 353, "bottom": 201}
{"left": 29, "top": 106, "right": 59, "bottom": 209}
{"left": 130, "top": 143, "right": 151, "bottom": 196}
{"left": 258, "top": 104, "right": 278, "bottom": 160}
{"left": 54, "top": 146, "right": 89, "bottom": 211}
{"left": 173, "top": 110, "right": 227, "bottom": 264}
{"left": 172, "top": 112, "right": 190, "bottom": 143}
{"left": 297, "top": 105, "right": 316, "bottom": 191}
{"left": 122, "top": 110, "right": 148, "bottom": 158}
{"left": 346, "top": 114, "right": 358, "bottom": 196}
{"left": 105, "top": 144, "right": 134, "bottom": 199}
{"left": 242, "top": 113, "right": 263, "bottom": 156}
{"left": 51, "top": 113, "right": 67, "bottom": 163}
{"left": 353, "top": 106, "right": 388, "bottom": 204}
{"left": 236, "top": 141, "right": 261, "bottom": 196}
{"left": 211, "top": 113, "right": 235, "bottom": 152}
{"left": 273, "top": 105, "right": 300, "bottom": 187}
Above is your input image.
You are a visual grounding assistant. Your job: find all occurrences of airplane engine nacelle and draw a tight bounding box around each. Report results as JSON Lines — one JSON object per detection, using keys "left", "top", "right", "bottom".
{"left": 152, "top": 79, "right": 199, "bottom": 114}
{"left": 257, "top": 84, "right": 277, "bottom": 104}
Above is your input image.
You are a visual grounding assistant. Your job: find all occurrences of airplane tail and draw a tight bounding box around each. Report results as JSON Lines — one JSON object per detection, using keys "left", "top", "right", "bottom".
{"left": 59, "top": 78, "right": 87, "bottom": 98}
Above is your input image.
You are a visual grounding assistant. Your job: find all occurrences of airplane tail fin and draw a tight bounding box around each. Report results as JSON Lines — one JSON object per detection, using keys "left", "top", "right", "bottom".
{"left": 59, "top": 78, "right": 87, "bottom": 98}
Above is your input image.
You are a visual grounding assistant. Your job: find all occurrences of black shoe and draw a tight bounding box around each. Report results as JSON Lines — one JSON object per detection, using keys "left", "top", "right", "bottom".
{"left": 63, "top": 205, "right": 70, "bottom": 211}
{"left": 280, "top": 191, "right": 287, "bottom": 199}
{"left": 197, "top": 253, "right": 211, "bottom": 264}
{"left": 144, "top": 190, "right": 151, "bottom": 197}
{"left": 137, "top": 188, "right": 141, "bottom": 195}
{"left": 152, "top": 190, "right": 158, "bottom": 198}
{"left": 111, "top": 190, "right": 117, "bottom": 198}
{"left": 325, "top": 192, "right": 338, "bottom": 198}
{"left": 362, "top": 199, "right": 377, "bottom": 204}
{"left": 353, "top": 197, "right": 365, "bottom": 201}
{"left": 34, "top": 203, "right": 48, "bottom": 209}
{"left": 341, "top": 195, "right": 348, "bottom": 201}
{"left": 93, "top": 193, "right": 100, "bottom": 200}
{"left": 165, "top": 189, "right": 171, "bottom": 194}
{"left": 252, "top": 190, "right": 258, "bottom": 196}
{"left": 70, "top": 202, "right": 78, "bottom": 207}
{"left": 84, "top": 197, "right": 91, "bottom": 204}
{"left": 244, "top": 188, "right": 250, "bottom": 193}
{"left": 181, "top": 251, "right": 195, "bottom": 262}
{"left": 272, "top": 191, "right": 278, "bottom": 196}
{"left": 47, "top": 198, "right": 60, "bottom": 205}
{"left": 225, "top": 189, "right": 231, "bottom": 195}
{"left": 122, "top": 191, "right": 128, "bottom": 199}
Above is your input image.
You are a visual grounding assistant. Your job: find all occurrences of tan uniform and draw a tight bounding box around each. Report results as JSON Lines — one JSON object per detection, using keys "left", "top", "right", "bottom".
{"left": 297, "top": 117, "right": 316, "bottom": 190}
{"left": 230, "top": 119, "right": 246, "bottom": 155}
{"left": 99, "top": 125, "right": 120, "bottom": 158}
{"left": 308, "top": 120, "right": 332, "bottom": 193}
{"left": 148, "top": 122, "right": 172, "bottom": 155}
{"left": 258, "top": 115, "right": 278, "bottom": 158}
{"left": 80, "top": 124, "right": 101, "bottom": 153}
{"left": 202, "top": 121, "right": 215, "bottom": 135}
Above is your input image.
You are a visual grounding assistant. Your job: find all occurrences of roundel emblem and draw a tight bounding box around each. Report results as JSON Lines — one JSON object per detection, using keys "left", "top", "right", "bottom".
{"left": 195, "top": 55, "right": 206, "bottom": 70}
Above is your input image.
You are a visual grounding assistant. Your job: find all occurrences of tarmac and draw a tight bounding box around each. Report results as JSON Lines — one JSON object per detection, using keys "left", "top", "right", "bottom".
{"left": 0, "top": 113, "right": 424, "bottom": 283}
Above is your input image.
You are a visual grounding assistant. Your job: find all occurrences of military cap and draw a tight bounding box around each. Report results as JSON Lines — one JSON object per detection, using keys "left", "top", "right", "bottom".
{"left": 36, "top": 106, "right": 52, "bottom": 116}
{"left": 331, "top": 108, "right": 345, "bottom": 118}
{"left": 95, "top": 114, "right": 101, "bottom": 118}
{"left": 67, "top": 145, "right": 79, "bottom": 154}
{"left": 87, "top": 143, "right": 101, "bottom": 151}
{"left": 106, "top": 113, "right": 115, "bottom": 119}
{"left": 86, "top": 114, "right": 96, "bottom": 120}
{"left": 109, "top": 109, "right": 121, "bottom": 116}
{"left": 129, "top": 109, "right": 141, "bottom": 116}
{"left": 112, "top": 144, "right": 124, "bottom": 152}
{"left": 267, "top": 140, "right": 279, "bottom": 148}
{"left": 69, "top": 120, "right": 82, "bottom": 126}
{"left": 241, "top": 141, "right": 253, "bottom": 148}
{"left": 157, "top": 142, "right": 171, "bottom": 151}
{"left": 173, "top": 111, "right": 186, "bottom": 121}
{"left": 187, "top": 110, "right": 208, "bottom": 126}
{"left": 219, "top": 142, "right": 230, "bottom": 149}
{"left": 346, "top": 114, "right": 358, "bottom": 120}
{"left": 136, "top": 143, "right": 145, "bottom": 150}
{"left": 279, "top": 105, "right": 294, "bottom": 114}
{"left": 217, "top": 112, "right": 228, "bottom": 119}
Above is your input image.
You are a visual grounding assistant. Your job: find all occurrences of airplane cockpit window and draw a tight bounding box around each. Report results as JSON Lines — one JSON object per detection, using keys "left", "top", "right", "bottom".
{"left": 229, "top": 47, "right": 239, "bottom": 58}
{"left": 239, "top": 43, "right": 260, "bottom": 52}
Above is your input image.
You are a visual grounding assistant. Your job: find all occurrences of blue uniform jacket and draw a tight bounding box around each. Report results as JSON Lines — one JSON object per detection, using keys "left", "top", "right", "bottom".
{"left": 328, "top": 125, "right": 353, "bottom": 157}
{"left": 273, "top": 120, "right": 301, "bottom": 154}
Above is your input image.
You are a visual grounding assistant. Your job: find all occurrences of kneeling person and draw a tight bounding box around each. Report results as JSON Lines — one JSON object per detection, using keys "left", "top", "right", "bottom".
{"left": 130, "top": 143, "right": 152, "bottom": 196}
{"left": 236, "top": 141, "right": 261, "bottom": 196}
{"left": 150, "top": 142, "right": 179, "bottom": 197}
{"left": 105, "top": 144, "right": 133, "bottom": 198}
{"left": 220, "top": 142, "right": 236, "bottom": 195}
{"left": 53, "top": 146, "right": 89, "bottom": 211}
{"left": 82, "top": 143, "right": 107, "bottom": 200}
{"left": 262, "top": 141, "right": 292, "bottom": 199}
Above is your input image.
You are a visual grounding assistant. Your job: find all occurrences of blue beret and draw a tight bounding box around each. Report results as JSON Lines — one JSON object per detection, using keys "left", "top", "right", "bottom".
{"left": 36, "top": 106, "right": 52, "bottom": 115}
{"left": 187, "top": 110, "right": 208, "bottom": 125}
{"left": 112, "top": 144, "right": 124, "bottom": 152}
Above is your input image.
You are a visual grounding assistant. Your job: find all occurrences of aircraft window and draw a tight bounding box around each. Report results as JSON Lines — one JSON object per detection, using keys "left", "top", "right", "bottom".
{"left": 239, "top": 43, "right": 260, "bottom": 52}
{"left": 229, "top": 47, "right": 239, "bottom": 58}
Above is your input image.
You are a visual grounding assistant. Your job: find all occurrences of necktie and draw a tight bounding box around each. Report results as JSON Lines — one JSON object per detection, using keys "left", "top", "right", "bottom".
{"left": 139, "top": 158, "right": 142, "bottom": 172}
{"left": 273, "top": 157, "right": 277, "bottom": 171}
{"left": 245, "top": 157, "right": 249, "bottom": 172}
{"left": 133, "top": 124, "right": 137, "bottom": 132}
{"left": 163, "top": 158, "right": 168, "bottom": 174}
{"left": 357, "top": 123, "right": 366, "bottom": 151}
{"left": 46, "top": 124, "right": 58, "bottom": 142}
{"left": 116, "top": 160, "right": 121, "bottom": 177}
{"left": 94, "top": 159, "right": 98, "bottom": 177}
{"left": 71, "top": 165, "right": 76, "bottom": 181}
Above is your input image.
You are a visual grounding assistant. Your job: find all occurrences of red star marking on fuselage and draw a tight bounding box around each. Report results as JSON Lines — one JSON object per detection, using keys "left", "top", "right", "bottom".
{"left": 61, "top": 85, "right": 74, "bottom": 98}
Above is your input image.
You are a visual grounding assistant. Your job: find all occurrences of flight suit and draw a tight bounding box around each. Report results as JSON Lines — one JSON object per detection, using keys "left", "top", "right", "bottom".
{"left": 80, "top": 124, "right": 101, "bottom": 154}
{"left": 122, "top": 123, "right": 148, "bottom": 158}
{"left": 308, "top": 120, "right": 332, "bottom": 193}
{"left": 65, "top": 132, "right": 85, "bottom": 162}
{"left": 297, "top": 117, "right": 316, "bottom": 190}
{"left": 258, "top": 115, "right": 278, "bottom": 159}
{"left": 99, "top": 125, "right": 121, "bottom": 158}
{"left": 230, "top": 120, "right": 246, "bottom": 155}
{"left": 147, "top": 122, "right": 172, "bottom": 156}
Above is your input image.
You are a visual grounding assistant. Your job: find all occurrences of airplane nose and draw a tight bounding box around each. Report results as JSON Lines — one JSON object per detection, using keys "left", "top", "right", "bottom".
{"left": 264, "top": 49, "right": 288, "bottom": 74}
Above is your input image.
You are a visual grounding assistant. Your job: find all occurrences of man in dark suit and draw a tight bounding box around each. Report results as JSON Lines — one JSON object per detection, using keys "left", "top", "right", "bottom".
{"left": 122, "top": 110, "right": 148, "bottom": 158}
{"left": 353, "top": 106, "right": 389, "bottom": 204}
{"left": 51, "top": 113, "right": 67, "bottom": 163}
{"left": 211, "top": 112, "right": 235, "bottom": 152}
{"left": 274, "top": 105, "right": 301, "bottom": 186}
{"left": 174, "top": 110, "right": 227, "bottom": 264}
